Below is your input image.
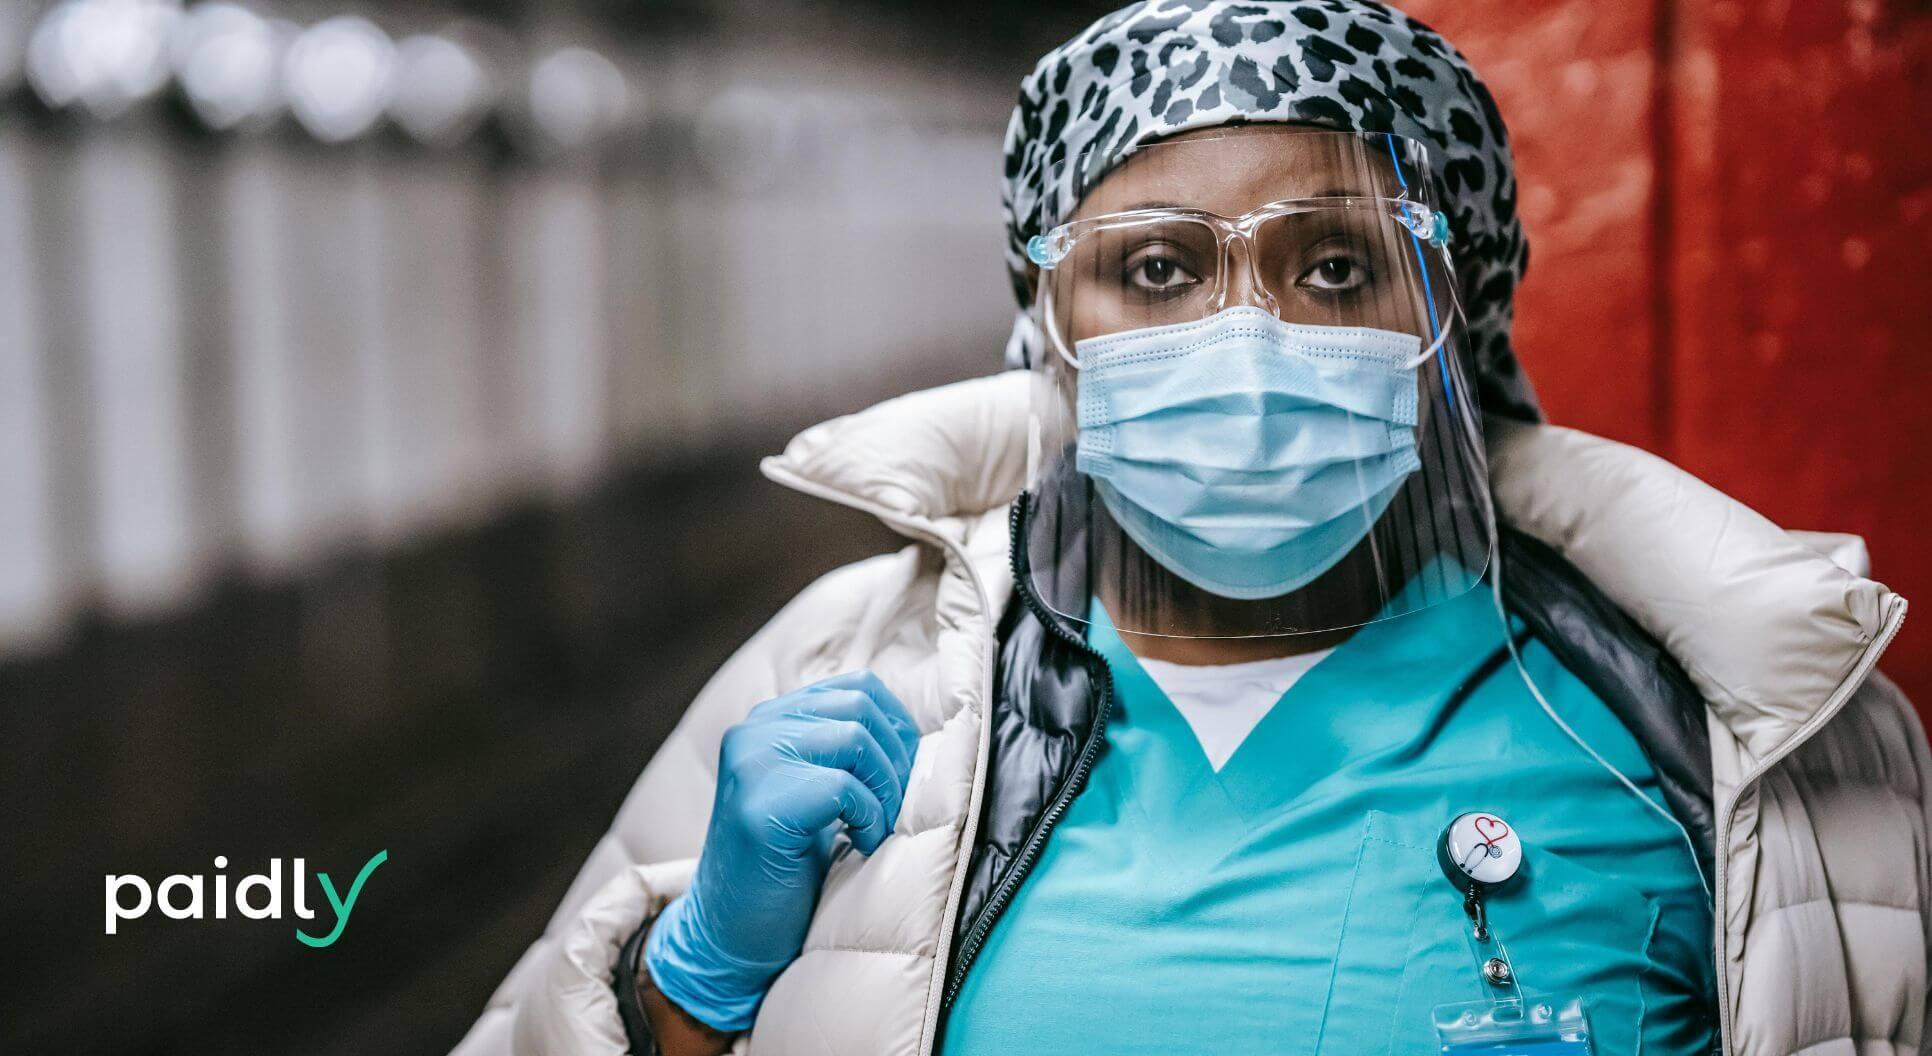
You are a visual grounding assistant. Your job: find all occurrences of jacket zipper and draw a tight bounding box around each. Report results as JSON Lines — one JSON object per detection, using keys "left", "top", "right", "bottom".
{"left": 940, "top": 496, "right": 1116, "bottom": 1010}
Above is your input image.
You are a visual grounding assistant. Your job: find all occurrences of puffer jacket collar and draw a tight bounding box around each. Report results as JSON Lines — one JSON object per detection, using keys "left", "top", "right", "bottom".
{"left": 762, "top": 371, "right": 1911, "bottom": 1056}
{"left": 764, "top": 371, "right": 1905, "bottom": 768}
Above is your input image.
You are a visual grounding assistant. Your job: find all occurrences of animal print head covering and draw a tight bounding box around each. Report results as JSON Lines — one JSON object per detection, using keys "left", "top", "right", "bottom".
{"left": 1001, "top": 0, "right": 1539, "bottom": 420}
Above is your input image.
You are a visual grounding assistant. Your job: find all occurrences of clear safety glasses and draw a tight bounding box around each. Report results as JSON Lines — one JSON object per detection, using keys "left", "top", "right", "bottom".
{"left": 1029, "top": 195, "right": 1453, "bottom": 370}
{"left": 1020, "top": 126, "right": 1494, "bottom": 640}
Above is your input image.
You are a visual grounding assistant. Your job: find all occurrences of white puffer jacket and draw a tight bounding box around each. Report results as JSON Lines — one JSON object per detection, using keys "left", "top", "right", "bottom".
{"left": 456, "top": 372, "right": 1928, "bottom": 1056}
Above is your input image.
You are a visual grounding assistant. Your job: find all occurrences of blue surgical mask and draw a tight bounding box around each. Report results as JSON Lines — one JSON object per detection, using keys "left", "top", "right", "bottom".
{"left": 1074, "top": 306, "right": 1425, "bottom": 600}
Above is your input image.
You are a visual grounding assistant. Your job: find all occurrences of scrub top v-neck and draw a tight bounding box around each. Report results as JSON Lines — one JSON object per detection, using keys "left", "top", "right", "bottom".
{"left": 940, "top": 583, "right": 1715, "bottom": 1056}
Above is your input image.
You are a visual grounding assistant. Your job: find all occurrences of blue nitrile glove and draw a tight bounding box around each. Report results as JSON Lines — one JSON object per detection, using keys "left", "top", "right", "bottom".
{"left": 645, "top": 670, "right": 921, "bottom": 1031}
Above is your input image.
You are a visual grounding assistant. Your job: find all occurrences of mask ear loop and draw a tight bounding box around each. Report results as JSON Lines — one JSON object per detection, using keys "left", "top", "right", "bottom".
{"left": 1430, "top": 251, "right": 1497, "bottom": 459}
{"left": 1397, "top": 242, "right": 1491, "bottom": 472}
{"left": 1039, "top": 277, "right": 1082, "bottom": 371}
{"left": 1399, "top": 315, "right": 1454, "bottom": 371}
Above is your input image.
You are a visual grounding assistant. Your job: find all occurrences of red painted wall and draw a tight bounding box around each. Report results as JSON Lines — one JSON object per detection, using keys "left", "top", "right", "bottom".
{"left": 1411, "top": 0, "right": 1931, "bottom": 711}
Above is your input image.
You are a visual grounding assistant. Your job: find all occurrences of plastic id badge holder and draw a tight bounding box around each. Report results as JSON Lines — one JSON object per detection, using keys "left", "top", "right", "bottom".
{"left": 1434, "top": 812, "right": 1595, "bottom": 1055}
{"left": 1433, "top": 994, "right": 1593, "bottom": 1056}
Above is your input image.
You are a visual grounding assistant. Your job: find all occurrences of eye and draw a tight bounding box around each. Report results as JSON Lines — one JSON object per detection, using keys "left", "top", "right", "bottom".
{"left": 1124, "top": 249, "right": 1201, "bottom": 292}
{"left": 1298, "top": 252, "right": 1370, "bottom": 293}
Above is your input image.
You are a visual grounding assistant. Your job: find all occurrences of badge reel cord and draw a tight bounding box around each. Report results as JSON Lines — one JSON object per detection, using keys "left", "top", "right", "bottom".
{"left": 1486, "top": 548, "right": 1712, "bottom": 901}
{"left": 1378, "top": 125, "right": 1713, "bottom": 900}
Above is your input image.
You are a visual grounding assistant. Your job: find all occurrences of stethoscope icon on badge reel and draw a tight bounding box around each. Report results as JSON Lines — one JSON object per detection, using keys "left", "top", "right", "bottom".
{"left": 1432, "top": 812, "right": 1595, "bottom": 1055}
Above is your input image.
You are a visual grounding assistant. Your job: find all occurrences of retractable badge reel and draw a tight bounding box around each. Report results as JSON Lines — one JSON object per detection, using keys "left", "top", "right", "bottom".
{"left": 1433, "top": 812, "right": 1594, "bottom": 1056}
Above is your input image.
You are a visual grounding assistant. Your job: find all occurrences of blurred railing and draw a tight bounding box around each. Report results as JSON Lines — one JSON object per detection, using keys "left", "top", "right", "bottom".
{"left": 0, "top": 0, "right": 1016, "bottom": 659}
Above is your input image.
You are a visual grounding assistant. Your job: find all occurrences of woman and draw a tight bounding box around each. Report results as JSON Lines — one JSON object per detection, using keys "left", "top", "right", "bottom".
{"left": 460, "top": 3, "right": 1928, "bottom": 1055}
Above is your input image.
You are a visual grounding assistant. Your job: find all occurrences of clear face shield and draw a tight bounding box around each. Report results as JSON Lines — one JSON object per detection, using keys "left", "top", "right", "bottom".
{"left": 1021, "top": 126, "right": 1494, "bottom": 639}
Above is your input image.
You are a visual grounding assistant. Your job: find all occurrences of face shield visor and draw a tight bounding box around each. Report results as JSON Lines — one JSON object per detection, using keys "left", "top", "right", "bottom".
{"left": 1021, "top": 126, "right": 1493, "bottom": 640}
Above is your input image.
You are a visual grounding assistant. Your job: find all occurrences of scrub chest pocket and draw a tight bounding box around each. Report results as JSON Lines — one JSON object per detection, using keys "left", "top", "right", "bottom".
{"left": 1324, "top": 812, "right": 1658, "bottom": 1056}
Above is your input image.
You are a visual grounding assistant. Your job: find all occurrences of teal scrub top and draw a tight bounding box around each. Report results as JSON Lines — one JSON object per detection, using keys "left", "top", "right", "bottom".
{"left": 941, "top": 583, "right": 1715, "bottom": 1056}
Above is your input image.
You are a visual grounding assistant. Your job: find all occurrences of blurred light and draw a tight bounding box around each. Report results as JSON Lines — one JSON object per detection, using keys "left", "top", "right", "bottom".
{"left": 169, "top": 2, "right": 282, "bottom": 131}
{"left": 27, "top": 0, "right": 182, "bottom": 119}
{"left": 389, "top": 30, "right": 493, "bottom": 147}
{"left": 526, "top": 45, "right": 627, "bottom": 155}
{"left": 696, "top": 88, "right": 812, "bottom": 194}
{"left": 282, "top": 14, "right": 393, "bottom": 143}
{"left": 0, "top": 0, "right": 31, "bottom": 96}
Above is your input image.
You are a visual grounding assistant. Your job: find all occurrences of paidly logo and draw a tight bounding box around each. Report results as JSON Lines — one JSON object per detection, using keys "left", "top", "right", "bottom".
{"left": 104, "top": 850, "right": 387, "bottom": 948}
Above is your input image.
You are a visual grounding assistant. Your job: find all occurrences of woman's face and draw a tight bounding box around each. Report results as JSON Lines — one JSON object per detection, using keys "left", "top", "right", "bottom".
{"left": 1045, "top": 125, "right": 1429, "bottom": 349}
{"left": 1025, "top": 126, "right": 1483, "bottom": 640}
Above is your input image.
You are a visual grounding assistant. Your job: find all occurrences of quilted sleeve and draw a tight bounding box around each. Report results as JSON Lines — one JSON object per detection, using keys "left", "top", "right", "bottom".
{"left": 452, "top": 546, "right": 931, "bottom": 1055}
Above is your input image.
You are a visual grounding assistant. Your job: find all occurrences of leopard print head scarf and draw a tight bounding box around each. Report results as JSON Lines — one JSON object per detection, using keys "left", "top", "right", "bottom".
{"left": 1002, "top": 0, "right": 1538, "bottom": 420}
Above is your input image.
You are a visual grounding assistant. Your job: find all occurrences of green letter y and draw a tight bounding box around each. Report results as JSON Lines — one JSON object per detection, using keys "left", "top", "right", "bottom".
{"left": 297, "top": 850, "right": 387, "bottom": 948}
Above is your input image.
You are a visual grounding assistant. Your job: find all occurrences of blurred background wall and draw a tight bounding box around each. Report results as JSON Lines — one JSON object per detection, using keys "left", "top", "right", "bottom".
{"left": 0, "top": 0, "right": 1924, "bottom": 1052}
{"left": 1423, "top": 0, "right": 1932, "bottom": 707}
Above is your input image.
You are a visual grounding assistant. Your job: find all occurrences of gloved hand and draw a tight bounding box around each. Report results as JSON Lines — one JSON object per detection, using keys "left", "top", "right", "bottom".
{"left": 644, "top": 670, "right": 921, "bottom": 1032}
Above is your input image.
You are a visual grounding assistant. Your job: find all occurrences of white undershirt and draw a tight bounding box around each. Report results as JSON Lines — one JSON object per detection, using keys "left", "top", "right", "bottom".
{"left": 1137, "top": 649, "right": 1335, "bottom": 771}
